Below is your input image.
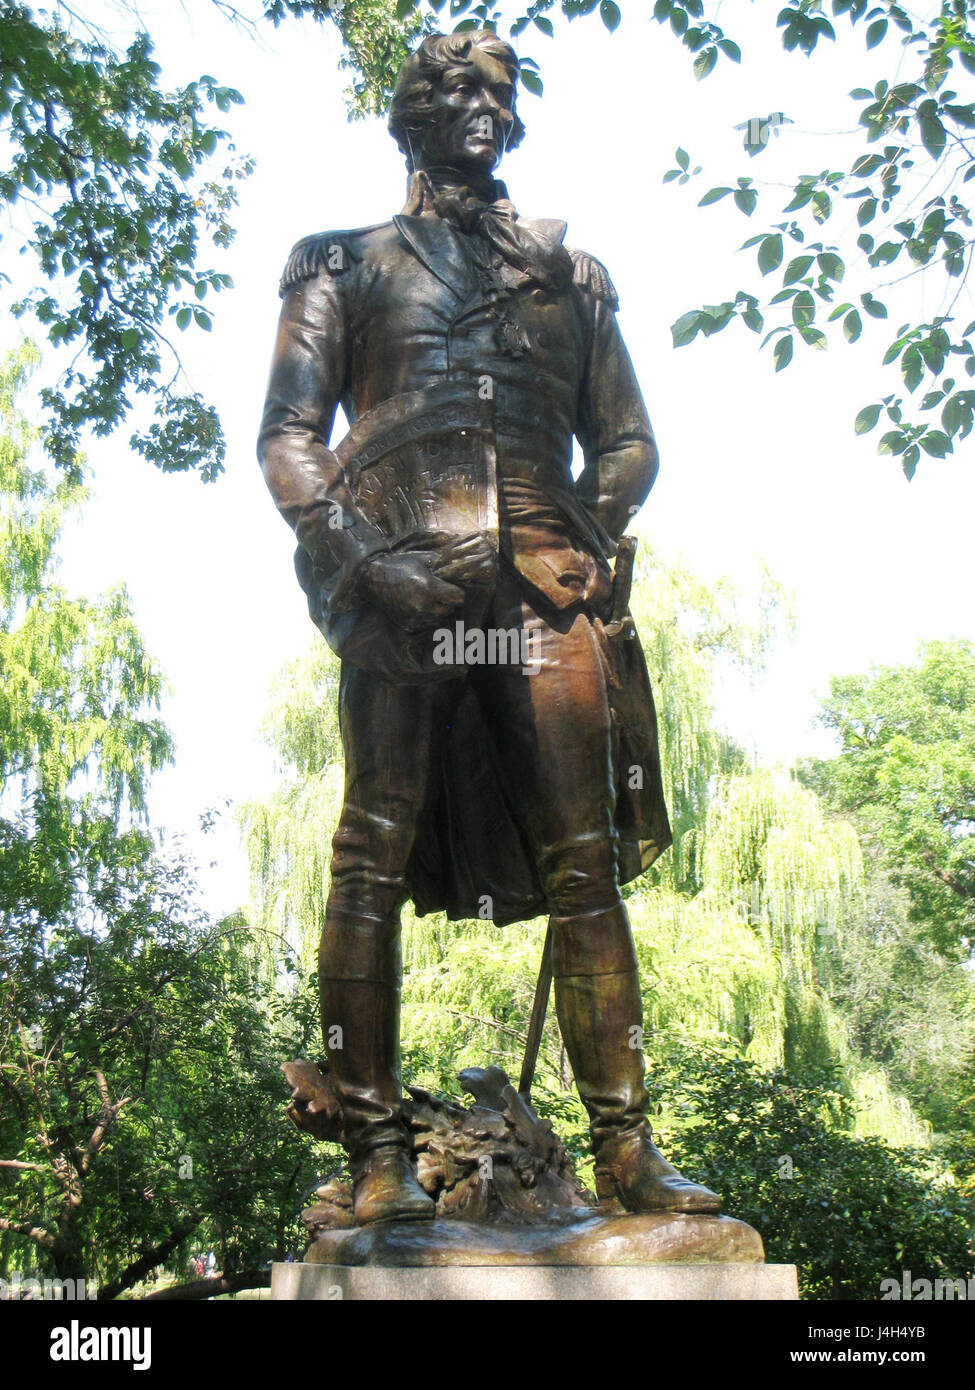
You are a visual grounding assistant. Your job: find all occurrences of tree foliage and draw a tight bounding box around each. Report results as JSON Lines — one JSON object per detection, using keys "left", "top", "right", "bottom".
{"left": 805, "top": 639, "right": 975, "bottom": 956}
{"left": 663, "top": 1, "right": 975, "bottom": 479}
{"left": 9, "top": 2, "right": 971, "bottom": 482}
{"left": 263, "top": 0, "right": 429, "bottom": 115}
{"left": 820, "top": 864, "right": 975, "bottom": 1142}
{"left": 649, "top": 1041, "right": 973, "bottom": 1300}
{"left": 0, "top": 2, "right": 249, "bottom": 480}
{"left": 0, "top": 345, "right": 318, "bottom": 1294}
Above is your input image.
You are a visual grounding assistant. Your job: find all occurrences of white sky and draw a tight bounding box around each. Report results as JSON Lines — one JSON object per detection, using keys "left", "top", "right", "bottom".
{"left": 7, "top": 2, "right": 974, "bottom": 916}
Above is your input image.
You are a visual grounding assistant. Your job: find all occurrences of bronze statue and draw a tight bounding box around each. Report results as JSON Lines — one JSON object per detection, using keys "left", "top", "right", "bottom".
{"left": 259, "top": 29, "right": 720, "bottom": 1227}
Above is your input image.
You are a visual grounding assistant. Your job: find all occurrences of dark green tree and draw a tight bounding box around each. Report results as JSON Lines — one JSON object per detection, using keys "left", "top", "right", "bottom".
{"left": 821, "top": 863, "right": 975, "bottom": 1140}
{"left": 0, "top": 344, "right": 318, "bottom": 1295}
{"left": 650, "top": 1041, "right": 975, "bottom": 1299}
{"left": 805, "top": 639, "right": 975, "bottom": 956}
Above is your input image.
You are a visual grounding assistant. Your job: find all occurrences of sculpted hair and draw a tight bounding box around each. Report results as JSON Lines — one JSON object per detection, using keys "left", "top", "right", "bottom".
{"left": 388, "top": 29, "right": 526, "bottom": 168}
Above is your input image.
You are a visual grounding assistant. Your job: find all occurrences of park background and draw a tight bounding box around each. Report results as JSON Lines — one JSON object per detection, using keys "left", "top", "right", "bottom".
{"left": 1, "top": 0, "right": 974, "bottom": 1299}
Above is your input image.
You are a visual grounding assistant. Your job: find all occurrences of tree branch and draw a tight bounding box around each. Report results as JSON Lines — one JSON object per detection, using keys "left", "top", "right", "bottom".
{"left": 0, "top": 1215, "right": 56, "bottom": 1249}
{"left": 98, "top": 1213, "right": 202, "bottom": 1301}
{"left": 143, "top": 1269, "right": 271, "bottom": 1301}
{"left": 923, "top": 852, "right": 975, "bottom": 900}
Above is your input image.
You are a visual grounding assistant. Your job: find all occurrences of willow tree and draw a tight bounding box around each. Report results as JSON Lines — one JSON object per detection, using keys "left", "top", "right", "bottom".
{"left": 240, "top": 644, "right": 344, "bottom": 981}
{"left": 627, "top": 767, "right": 929, "bottom": 1147}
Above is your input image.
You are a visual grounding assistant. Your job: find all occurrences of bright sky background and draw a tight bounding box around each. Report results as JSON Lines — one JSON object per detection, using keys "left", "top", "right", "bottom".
{"left": 7, "top": 2, "right": 975, "bottom": 917}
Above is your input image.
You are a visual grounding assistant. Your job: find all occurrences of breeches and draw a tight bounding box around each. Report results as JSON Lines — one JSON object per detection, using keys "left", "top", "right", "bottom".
{"left": 324, "top": 567, "right": 623, "bottom": 968}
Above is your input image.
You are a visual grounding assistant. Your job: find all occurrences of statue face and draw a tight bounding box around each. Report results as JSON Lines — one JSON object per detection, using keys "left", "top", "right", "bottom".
{"left": 416, "top": 49, "right": 517, "bottom": 175}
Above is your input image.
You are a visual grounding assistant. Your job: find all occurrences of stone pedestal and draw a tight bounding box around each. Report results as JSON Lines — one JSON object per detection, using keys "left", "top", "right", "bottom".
{"left": 272, "top": 1260, "right": 799, "bottom": 1301}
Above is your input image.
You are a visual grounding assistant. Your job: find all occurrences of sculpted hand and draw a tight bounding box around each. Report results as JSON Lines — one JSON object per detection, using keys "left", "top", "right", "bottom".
{"left": 358, "top": 551, "right": 464, "bottom": 632}
{"left": 430, "top": 532, "right": 497, "bottom": 589}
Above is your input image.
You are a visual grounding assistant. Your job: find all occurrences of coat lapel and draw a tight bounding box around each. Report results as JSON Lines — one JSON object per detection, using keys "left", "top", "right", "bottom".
{"left": 393, "top": 214, "right": 477, "bottom": 301}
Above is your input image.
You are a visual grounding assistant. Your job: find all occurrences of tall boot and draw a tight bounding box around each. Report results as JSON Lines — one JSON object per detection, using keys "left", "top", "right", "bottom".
{"left": 551, "top": 904, "right": 721, "bottom": 1215}
{"left": 319, "top": 907, "right": 434, "bottom": 1225}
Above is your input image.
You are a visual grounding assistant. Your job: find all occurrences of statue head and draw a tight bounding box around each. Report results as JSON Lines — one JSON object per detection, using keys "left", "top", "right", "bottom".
{"left": 388, "top": 29, "right": 526, "bottom": 178}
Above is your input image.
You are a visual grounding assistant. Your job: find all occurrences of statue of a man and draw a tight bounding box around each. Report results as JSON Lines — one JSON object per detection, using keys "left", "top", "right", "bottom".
{"left": 258, "top": 29, "right": 719, "bottom": 1224}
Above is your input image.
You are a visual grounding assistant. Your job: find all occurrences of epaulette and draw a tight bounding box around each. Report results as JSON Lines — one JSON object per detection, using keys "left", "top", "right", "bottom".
{"left": 278, "top": 222, "right": 389, "bottom": 296}
{"left": 567, "top": 249, "right": 619, "bottom": 311}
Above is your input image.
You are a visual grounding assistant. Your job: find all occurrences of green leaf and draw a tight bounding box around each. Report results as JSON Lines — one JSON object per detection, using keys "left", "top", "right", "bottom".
{"left": 901, "top": 345, "right": 924, "bottom": 392}
{"left": 733, "top": 187, "right": 758, "bottom": 215}
{"left": 811, "top": 191, "right": 832, "bottom": 223}
{"left": 866, "top": 19, "right": 887, "bottom": 49}
{"left": 855, "top": 403, "right": 882, "bottom": 434}
{"left": 920, "top": 430, "right": 950, "bottom": 458}
{"left": 773, "top": 335, "right": 794, "bottom": 372}
{"left": 519, "top": 69, "right": 543, "bottom": 97}
{"left": 792, "top": 290, "right": 815, "bottom": 327}
{"left": 758, "top": 234, "right": 784, "bottom": 275}
{"left": 671, "top": 311, "right": 702, "bottom": 347}
{"left": 919, "top": 114, "right": 947, "bottom": 159}
{"left": 861, "top": 293, "right": 888, "bottom": 319}
{"left": 694, "top": 47, "right": 718, "bottom": 81}
{"left": 942, "top": 394, "right": 966, "bottom": 436}
{"left": 844, "top": 310, "right": 862, "bottom": 343}
{"left": 783, "top": 185, "right": 813, "bottom": 213}
{"left": 851, "top": 153, "right": 884, "bottom": 177}
{"left": 944, "top": 103, "right": 975, "bottom": 129}
{"left": 783, "top": 254, "right": 814, "bottom": 284}
{"left": 878, "top": 429, "right": 907, "bottom": 455}
{"left": 599, "top": 1, "right": 622, "bottom": 33}
{"left": 170, "top": 147, "right": 192, "bottom": 180}
{"left": 699, "top": 187, "right": 732, "bottom": 206}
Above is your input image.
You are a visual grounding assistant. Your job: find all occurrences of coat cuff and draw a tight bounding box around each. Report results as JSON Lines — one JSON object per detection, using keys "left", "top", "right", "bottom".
{"left": 295, "top": 504, "right": 390, "bottom": 615}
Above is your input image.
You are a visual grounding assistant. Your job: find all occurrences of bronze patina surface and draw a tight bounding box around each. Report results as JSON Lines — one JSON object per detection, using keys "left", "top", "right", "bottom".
{"left": 260, "top": 29, "right": 724, "bottom": 1234}
{"left": 304, "top": 1213, "right": 764, "bottom": 1269}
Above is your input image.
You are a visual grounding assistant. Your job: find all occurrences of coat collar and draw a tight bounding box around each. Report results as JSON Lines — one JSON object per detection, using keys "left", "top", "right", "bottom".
{"left": 392, "top": 214, "right": 477, "bottom": 300}
{"left": 393, "top": 211, "right": 570, "bottom": 301}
